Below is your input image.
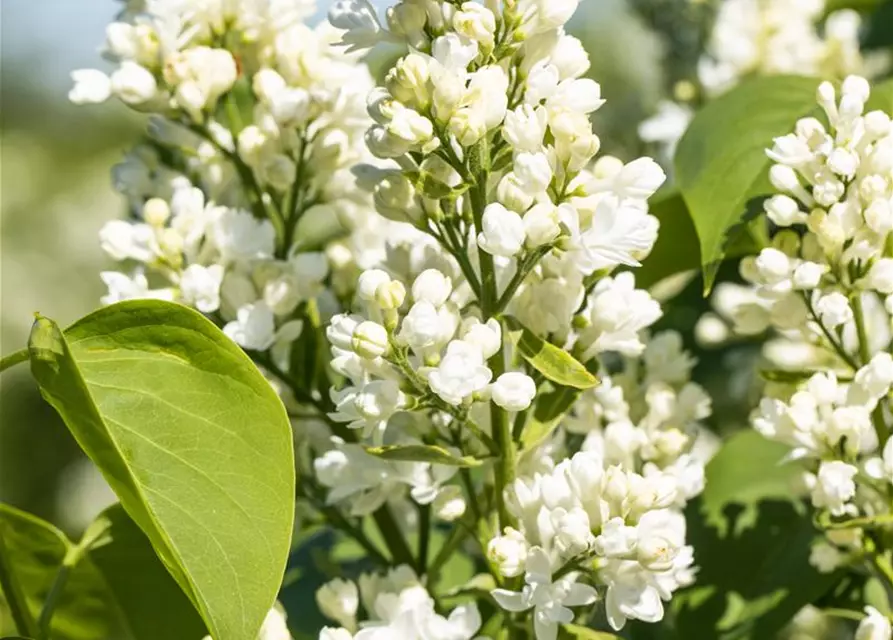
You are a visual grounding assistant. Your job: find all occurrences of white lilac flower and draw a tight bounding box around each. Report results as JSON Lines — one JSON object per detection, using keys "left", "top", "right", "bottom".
{"left": 492, "top": 547, "right": 597, "bottom": 640}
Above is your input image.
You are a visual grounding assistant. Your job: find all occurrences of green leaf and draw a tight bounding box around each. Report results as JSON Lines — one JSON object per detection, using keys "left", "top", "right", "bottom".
{"left": 0, "top": 504, "right": 110, "bottom": 640}
{"left": 867, "top": 78, "right": 893, "bottom": 113}
{"left": 674, "top": 75, "right": 820, "bottom": 293}
{"left": 637, "top": 190, "right": 764, "bottom": 292}
{"left": 562, "top": 624, "right": 621, "bottom": 639}
{"left": 507, "top": 319, "right": 598, "bottom": 390}
{"left": 865, "top": 1, "right": 893, "bottom": 49}
{"left": 364, "top": 445, "right": 483, "bottom": 467}
{"left": 86, "top": 505, "right": 208, "bottom": 639}
{"left": 0, "top": 503, "right": 206, "bottom": 640}
{"left": 636, "top": 191, "right": 700, "bottom": 290}
{"left": 27, "top": 300, "right": 295, "bottom": 640}
{"left": 521, "top": 387, "right": 581, "bottom": 451}
{"left": 671, "top": 431, "right": 836, "bottom": 639}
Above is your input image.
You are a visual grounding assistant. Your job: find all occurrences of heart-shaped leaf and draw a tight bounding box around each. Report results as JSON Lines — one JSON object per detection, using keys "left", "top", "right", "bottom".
{"left": 27, "top": 300, "right": 295, "bottom": 640}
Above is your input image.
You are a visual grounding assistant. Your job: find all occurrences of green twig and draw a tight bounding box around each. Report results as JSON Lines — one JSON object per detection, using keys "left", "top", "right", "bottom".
{"left": 0, "top": 348, "right": 29, "bottom": 375}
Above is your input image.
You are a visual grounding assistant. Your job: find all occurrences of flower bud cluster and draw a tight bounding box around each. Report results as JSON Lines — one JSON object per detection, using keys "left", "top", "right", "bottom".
{"left": 334, "top": 0, "right": 665, "bottom": 282}
{"left": 317, "top": 567, "right": 482, "bottom": 639}
{"left": 487, "top": 326, "right": 708, "bottom": 632}
{"left": 77, "top": 1, "right": 408, "bottom": 373}
{"left": 708, "top": 78, "right": 893, "bottom": 579}
{"left": 492, "top": 448, "right": 695, "bottom": 631}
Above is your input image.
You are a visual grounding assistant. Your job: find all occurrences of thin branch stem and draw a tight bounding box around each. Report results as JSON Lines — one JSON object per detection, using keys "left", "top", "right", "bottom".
{"left": 0, "top": 348, "right": 29, "bottom": 375}
{"left": 852, "top": 292, "right": 889, "bottom": 446}
{"left": 802, "top": 292, "right": 860, "bottom": 370}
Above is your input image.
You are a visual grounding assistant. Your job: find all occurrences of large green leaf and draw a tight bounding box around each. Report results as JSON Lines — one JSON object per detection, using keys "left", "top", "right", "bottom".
{"left": 670, "top": 431, "right": 837, "bottom": 639}
{"left": 0, "top": 503, "right": 206, "bottom": 640}
{"left": 27, "top": 300, "right": 295, "bottom": 640}
{"left": 674, "top": 76, "right": 820, "bottom": 293}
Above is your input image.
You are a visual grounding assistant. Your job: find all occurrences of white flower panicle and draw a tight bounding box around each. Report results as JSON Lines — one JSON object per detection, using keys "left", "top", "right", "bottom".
{"left": 317, "top": 567, "right": 482, "bottom": 640}
{"left": 76, "top": 0, "right": 408, "bottom": 373}
{"left": 712, "top": 78, "right": 893, "bottom": 580}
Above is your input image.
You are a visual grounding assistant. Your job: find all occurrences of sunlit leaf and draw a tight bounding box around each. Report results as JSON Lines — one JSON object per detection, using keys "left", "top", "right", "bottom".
{"left": 674, "top": 76, "right": 819, "bottom": 293}
{"left": 28, "top": 301, "right": 295, "bottom": 640}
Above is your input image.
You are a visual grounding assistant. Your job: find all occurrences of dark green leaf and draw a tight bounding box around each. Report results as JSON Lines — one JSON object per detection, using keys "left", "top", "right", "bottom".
{"left": 864, "top": 0, "right": 893, "bottom": 49}
{"left": 27, "top": 301, "right": 295, "bottom": 640}
{"left": 671, "top": 431, "right": 836, "bottom": 639}
{"left": 0, "top": 503, "right": 207, "bottom": 640}
{"left": 0, "top": 504, "right": 110, "bottom": 640}
{"left": 364, "top": 445, "right": 483, "bottom": 467}
{"left": 521, "top": 387, "right": 581, "bottom": 451}
{"left": 86, "top": 505, "right": 207, "bottom": 639}
{"left": 674, "top": 76, "right": 820, "bottom": 293}
{"left": 638, "top": 190, "right": 764, "bottom": 291}
{"left": 507, "top": 319, "right": 598, "bottom": 390}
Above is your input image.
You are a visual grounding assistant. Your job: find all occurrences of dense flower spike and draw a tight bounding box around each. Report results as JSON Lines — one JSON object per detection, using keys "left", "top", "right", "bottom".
{"left": 710, "top": 77, "right": 893, "bottom": 591}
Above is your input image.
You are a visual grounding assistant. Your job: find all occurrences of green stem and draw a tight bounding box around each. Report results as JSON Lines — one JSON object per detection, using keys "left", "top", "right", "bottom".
{"left": 466, "top": 142, "right": 517, "bottom": 532}
{"left": 494, "top": 246, "right": 552, "bottom": 316}
{"left": 0, "top": 530, "right": 39, "bottom": 637}
{"left": 822, "top": 513, "right": 893, "bottom": 530}
{"left": 852, "top": 293, "right": 889, "bottom": 446}
{"left": 802, "top": 292, "right": 859, "bottom": 370}
{"left": 36, "top": 521, "right": 111, "bottom": 639}
{"left": 37, "top": 562, "right": 72, "bottom": 638}
{"left": 417, "top": 504, "right": 431, "bottom": 575}
{"left": 0, "top": 348, "right": 29, "bottom": 374}
{"left": 372, "top": 507, "right": 415, "bottom": 566}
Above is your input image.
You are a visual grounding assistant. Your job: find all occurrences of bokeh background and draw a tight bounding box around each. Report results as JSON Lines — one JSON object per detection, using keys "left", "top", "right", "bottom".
{"left": 1, "top": 0, "right": 677, "bottom": 538}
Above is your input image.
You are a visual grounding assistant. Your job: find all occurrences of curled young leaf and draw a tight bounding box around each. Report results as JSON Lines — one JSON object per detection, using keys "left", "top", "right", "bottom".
{"left": 505, "top": 318, "right": 598, "bottom": 390}
{"left": 364, "top": 444, "right": 484, "bottom": 467}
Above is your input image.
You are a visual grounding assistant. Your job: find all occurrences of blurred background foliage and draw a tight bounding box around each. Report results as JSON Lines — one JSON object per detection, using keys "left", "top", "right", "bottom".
{"left": 3, "top": 0, "right": 891, "bottom": 637}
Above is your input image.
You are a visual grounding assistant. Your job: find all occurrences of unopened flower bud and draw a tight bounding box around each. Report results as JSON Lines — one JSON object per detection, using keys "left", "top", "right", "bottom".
{"left": 375, "top": 280, "right": 406, "bottom": 310}
{"left": 143, "top": 198, "right": 170, "bottom": 226}
{"left": 352, "top": 321, "right": 390, "bottom": 359}
{"left": 487, "top": 528, "right": 528, "bottom": 577}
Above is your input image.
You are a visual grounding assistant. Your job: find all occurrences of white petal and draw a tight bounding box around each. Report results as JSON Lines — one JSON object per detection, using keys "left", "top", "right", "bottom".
{"left": 492, "top": 588, "right": 531, "bottom": 612}
{"left": 563, "top": 582, "right": 598, "bottom": 607}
